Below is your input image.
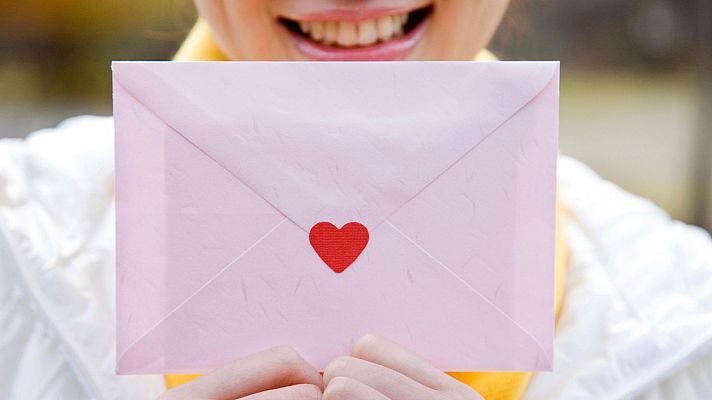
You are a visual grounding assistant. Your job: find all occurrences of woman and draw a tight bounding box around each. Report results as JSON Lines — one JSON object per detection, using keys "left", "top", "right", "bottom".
{"left": 1, "top": 1, "right": 711, "bottom": 399}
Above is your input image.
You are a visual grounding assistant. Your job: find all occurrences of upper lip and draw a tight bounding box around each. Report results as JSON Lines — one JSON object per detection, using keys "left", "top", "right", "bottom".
{"left": 279, "top": 2, "right": 432, "bottom": 22}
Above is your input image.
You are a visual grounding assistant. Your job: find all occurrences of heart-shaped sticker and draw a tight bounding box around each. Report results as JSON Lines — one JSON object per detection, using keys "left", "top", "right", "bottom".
{"left": 309, "top": 222, "right": 369, "bottom": 273}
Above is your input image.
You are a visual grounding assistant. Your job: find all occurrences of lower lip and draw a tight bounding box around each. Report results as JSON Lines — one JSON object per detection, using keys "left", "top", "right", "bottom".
{"left": 286, "top": 17, "right": 429, "bottom": 61}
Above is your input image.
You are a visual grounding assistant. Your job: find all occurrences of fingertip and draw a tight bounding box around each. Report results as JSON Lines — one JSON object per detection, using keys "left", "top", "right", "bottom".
{"left": 322, "top": 355, "right": 352, "bottom": 386}
{"left": 264, "top": 346, "right": 322, "bottom": 388}
{"left": 351, "top": 333, "right": 384, "bottom": 359}
{"left": 323, "top": 376, "right": 356, "bottom": 400}
{"left": 266, "top": 345, "right": 302, "bottom": 361}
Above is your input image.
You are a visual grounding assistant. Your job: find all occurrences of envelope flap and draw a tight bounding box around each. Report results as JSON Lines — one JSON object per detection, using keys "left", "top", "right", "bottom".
{"left": 112, "top": 61, "right": 558, "bottom": 231}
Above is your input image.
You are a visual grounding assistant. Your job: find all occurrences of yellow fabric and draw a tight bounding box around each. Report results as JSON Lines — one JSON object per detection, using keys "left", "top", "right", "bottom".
{"left": 165, "top": 21, "right": 568, "bottom": 400}
{"left": 174, "top": 19, "right": 229, "bottom": 61}
{"left": 164, "top": 373, "right": 204, "bottom": 389}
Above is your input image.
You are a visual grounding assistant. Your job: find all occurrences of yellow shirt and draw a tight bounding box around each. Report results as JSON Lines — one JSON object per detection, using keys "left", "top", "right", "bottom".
{"left": 165, "top": 20, "right": 569, "bottom": 399}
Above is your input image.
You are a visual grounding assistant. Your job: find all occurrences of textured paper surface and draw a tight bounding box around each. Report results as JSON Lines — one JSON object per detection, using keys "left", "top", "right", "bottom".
{"left": 113, "top": 61, "right": 559, "bottom": 374}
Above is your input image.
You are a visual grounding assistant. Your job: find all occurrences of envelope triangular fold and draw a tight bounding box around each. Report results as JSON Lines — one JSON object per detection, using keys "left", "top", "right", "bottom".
{"left": 116, "top": 220, "right": 552, "bottom": 373}
{"left": 114, "top": 78, "right": 285, "bottom": 372}
{"left": 112, "top": 62, "right": 557, "bottom": 231}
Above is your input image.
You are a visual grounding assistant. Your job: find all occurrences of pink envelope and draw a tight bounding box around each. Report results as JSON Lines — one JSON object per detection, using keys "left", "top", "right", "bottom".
{"left": 113, "top": 61, "right": 559, "bottom": 374}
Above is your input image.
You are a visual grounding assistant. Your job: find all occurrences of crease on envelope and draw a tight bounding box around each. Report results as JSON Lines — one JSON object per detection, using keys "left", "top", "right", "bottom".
{"left": 378, "top": 74, "right": 558, "bottom": 227}
{"left": 116, "top": 218, "right": 288, "bottom": 367}
{"left": 113, "top": 62, "right": 558, "bottom": 371}
{"left": 112, "top": 80, "right": 304, "bottom": 233}
{"left": 111, "top": 62, "right": 558, "bottom": 232}
{"left": 115, "top": 115, "right": 551, "bottom": 369}
{"left": 112, "top": 78, "right": 305, "bottom": 370}
{"left": 385, "top": 220, "right": 552, "bottom": 366}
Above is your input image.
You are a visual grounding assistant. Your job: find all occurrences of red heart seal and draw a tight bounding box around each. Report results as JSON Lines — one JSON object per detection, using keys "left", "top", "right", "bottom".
{"left": 309, "top": 222, "right": 369, "bottom": 273}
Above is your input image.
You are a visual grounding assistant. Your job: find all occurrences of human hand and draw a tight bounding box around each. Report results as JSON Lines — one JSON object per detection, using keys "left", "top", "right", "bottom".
{"left": 158, "top": 346, "right": 322, "bottom": 400}
{"left": 322, "top": 334, "right": 483, "bottom": 400}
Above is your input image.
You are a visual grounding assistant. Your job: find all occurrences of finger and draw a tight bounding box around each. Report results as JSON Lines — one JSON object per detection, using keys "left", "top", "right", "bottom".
{"left": 163, "top": 346, "right": 321, "bottom": 400}
{"left": 323, "top": 377, "right": 390, "bottom": 400}
{"left": 238, "top": 384, "right": 322, "bottom": 400}
{"left": 323, "top": 356, "right": 435, "bottom": 400}
{"left": 351, "top": 334, "right": 461, "bottom": 390}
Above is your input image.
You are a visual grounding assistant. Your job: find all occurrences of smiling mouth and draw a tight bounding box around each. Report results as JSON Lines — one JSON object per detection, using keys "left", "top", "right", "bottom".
{"left": 279, "top": 4, "right": 434, "bottom": 49}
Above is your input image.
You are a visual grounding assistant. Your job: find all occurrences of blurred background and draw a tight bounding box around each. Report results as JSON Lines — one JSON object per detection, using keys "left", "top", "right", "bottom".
{"left": 0, "top": 0, "right": 710, "bottom": 230}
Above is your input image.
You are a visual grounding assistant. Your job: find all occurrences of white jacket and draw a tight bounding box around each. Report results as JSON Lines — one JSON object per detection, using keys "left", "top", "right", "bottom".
{"left": 0, "top": 116, "right": 711, "bottom": 400}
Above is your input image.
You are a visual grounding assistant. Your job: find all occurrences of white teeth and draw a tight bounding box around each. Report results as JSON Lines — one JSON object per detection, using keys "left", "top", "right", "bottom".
{"left": 401, "top": 13, "right": 409, "bottom": 26}
{"left": 309, "top": 21, "right": 324, "bottom": 41}
{"left": 295, "top": 12, "right": 411, "bottom": 47}
{"left": 394, "top": 24, "right": 403, "bottom": 36}
{"left": 376, "top": 16, "right": 394, "bottom": 41}
{"left": 357, "top": 19, "right": 378, "bottom": 46}
{"left": 394, "top": 15, "right": 405, "bottom": 36}
{"left": 324, "top": 21, "right": 338, "bottom": 45}
{"left": 337, "top": 21, "right": 358, "bottom": 46}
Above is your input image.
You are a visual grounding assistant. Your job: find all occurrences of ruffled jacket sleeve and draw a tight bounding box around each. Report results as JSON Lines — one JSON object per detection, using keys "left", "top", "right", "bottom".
{"left": 0, "top": 116, "right": 164, "bottom": 400}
